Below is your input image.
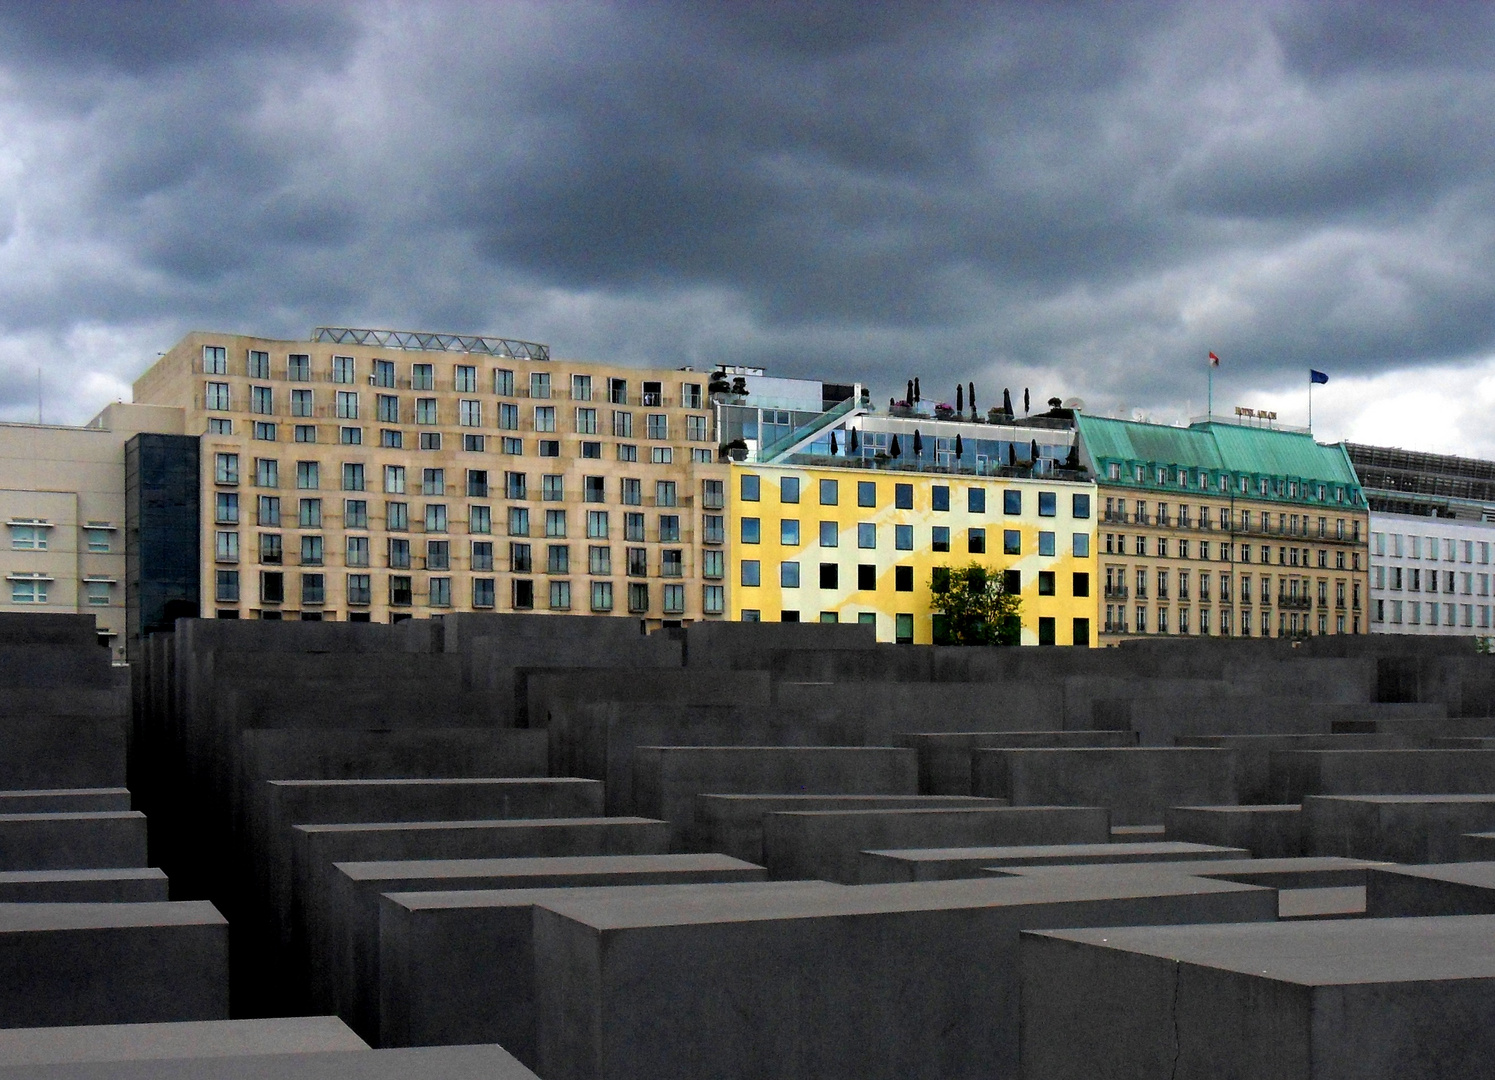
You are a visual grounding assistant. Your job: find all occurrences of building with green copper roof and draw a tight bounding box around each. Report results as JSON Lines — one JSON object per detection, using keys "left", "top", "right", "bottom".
{"left": 1074, "top": 414, "right": 1369, "bottom": 644}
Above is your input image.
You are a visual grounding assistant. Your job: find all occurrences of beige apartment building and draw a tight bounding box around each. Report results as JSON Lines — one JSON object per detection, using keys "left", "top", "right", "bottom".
{"left": 132, "top": 329, "right": 729, "bottom": 626}
{"left": 0, "top": 402, "right": 185, "bottom": 659}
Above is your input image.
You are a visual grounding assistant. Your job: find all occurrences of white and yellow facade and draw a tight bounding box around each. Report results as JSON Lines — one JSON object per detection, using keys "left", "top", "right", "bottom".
{"left": 728, "top": 461, "right": 1099, "bottom": 645}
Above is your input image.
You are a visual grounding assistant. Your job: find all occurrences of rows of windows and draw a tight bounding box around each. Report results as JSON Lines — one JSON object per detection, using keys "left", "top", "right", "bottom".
{"left": 5, "top": 523, "right": 113, "bottom": 553}
{"left": 212, "top": 568, "right": 722, "bottom": 616}
{"left": 1373, "top": 599, "right": 1493, "bottom": 628}
{"left": 1104, "top": 604, "right": 1355, "bottom": 637}
{"left": 739, "top": 474, "right": 1090, "bottom": 518}
{"left": 1101, "top": 567, "right": 1357, "bottom": 608}
{"left": 1372, "top": 566, "right": 1492, "bottom": 596}
{"left": 1371, "top": 532, "right": 1493, "bottom": 564}
{"left": 736, "top": 560, "right": 1087, "bottom": 598}
{"left": 739, "top": 517, "right": 1088, "bottom": 558}
{"left": 1102, "top": 499, "right": 1358, "bottom": 540}
{"left": 1103, "top": 533, "right": 1361, "bottom": 570}
{"left": 1102, "top": 461, "right": 1354, "bottom": 506}
{"left": 6, "top": 577, "right": 113, "bottom": 606}
{"left": 734, "top": 610, "right": 1089, "bottom": 647}
{"left": 202, "top": 346, "right": 706, "bottom": 407}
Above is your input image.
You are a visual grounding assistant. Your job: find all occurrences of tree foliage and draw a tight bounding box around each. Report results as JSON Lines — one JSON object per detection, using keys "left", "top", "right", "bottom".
{"left": 929, "top": 563, "right": 1022, "bottom": 646}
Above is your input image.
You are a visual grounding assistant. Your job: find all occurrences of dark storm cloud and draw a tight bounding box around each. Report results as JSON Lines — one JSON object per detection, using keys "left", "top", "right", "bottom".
{"left": 2, "top": 0, "right": 1495, "bottom": 433}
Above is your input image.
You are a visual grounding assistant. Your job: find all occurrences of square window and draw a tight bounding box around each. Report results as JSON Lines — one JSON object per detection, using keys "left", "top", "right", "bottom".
{"left": 895, "top": 483, "right": 913, "bottom": 509}
{"left": 1004, "top": 529, "right": 1021, "bottom": 555}
{"left": 932, "top": 526, "right": 950, "bottom": 553}
{"left": 819, "top": 563, "right": 839, "bottom": 589}
{"left": 895, "top": 525, "right": 913, "bottom": 550}
{"left": 819, "top": 611, "right": 838, "bottom": 624}
{"left": 781, "top": 476, "right": 800, "bottom": 503}
{"left": 819, "top": 521, "right": 838, "bottom": 548}
{"left": 1004, "top": 490, "right": 1021, "bottom": 515}
{"left": 968, "top": 528, "right": 986, "bottom": 554}
{"left": 1038, "top": 571, "right": 1056, "bottom": 596}
{"left": 781, "top": 561, "right": 800, "bottom": 588}
{"left": 1073, "top": 571, "right": 1090, "bottom": 597}
{"left": 741, "top": 517, "right": 761, "bottom": 544}
{"left": 895, "top": 566, "right": 913, "bottom": 592}
{"left": 932, "top": 486, "right": 949, "bottom": 511}
{"left": 781, "top": 519, "right": 800, "bottom": 545}
{"left": 857, "top": 481, "right": 876, "bottom": 508}
{"left": 741, "top": 474, "right": 761, "bottom": 501}
{"left": 819, "top": 479, "right": 838, "bottom": 506}
{"left": 857, "top": 564, "right": 876, "bottom": 591}
{"left": 1038, "top": 531, "right": 1055, "bottom": 557}
{"left": 968, "top": 488, "right": 986, "bottom": 513}
{"left": 1038, "top": 492, "right": 1057, "bottom": 517}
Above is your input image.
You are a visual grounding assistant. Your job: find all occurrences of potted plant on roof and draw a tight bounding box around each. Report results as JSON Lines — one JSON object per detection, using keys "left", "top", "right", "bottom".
{"left": 933, "top": 402, "right": 955, "bottom": 420}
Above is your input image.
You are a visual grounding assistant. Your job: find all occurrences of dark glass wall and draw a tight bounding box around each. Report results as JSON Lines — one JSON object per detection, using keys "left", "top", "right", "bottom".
{"left": 125, "top": 433, "right": 201, "bottom": 663}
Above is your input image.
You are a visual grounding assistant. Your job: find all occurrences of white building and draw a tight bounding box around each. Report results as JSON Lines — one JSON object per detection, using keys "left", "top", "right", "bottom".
{"left": 1368, "top": 512, "right": 1495, "bottom": 634}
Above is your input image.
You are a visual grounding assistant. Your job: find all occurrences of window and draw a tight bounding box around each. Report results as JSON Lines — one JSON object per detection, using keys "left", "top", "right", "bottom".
{"left": 253, "top": 422, "right": 277, "bottom": 441}
{"left": 895, "top": 483, "right": 913, "bottom": 509}
{"left": 260, "top": 571, "right": 284, "bottom": 604}
{"left": 505, "top": 471, "right": 527, "bottom": 500}
{"left": 627, "top": 547, "right": 648, "bottom": 576}
{"left": 851, "top": 521, "right": 878, "bottom": 552}
{"left": 1072, "top": 493, "right": 1091, "bottom": 519}
{"left": 661, "top": 583, "right": 685, "bottom": 614}
{"left": 703, "top": 550, "right": 724, "bottom": 579}
{"left": 589, "top": 545, "right": 611, "bottom": 575}
{"left": 1038, "top": 492, "right": 1057, "bottom": 517}
{"left": 547, "top": 544, "right": 569, "bottom": 574}
{"left": 257, "top": 496, "right": 281, "bottom": 527}
{"left": 613, "top": 410, "right": 634, "bottom": 438}
{"left": 858, "top": 564, "right": 876, "bottom": 591}
{"left": 577, "top": 407, "right": 598, "bottom": 434}
{"left": 1038, "top": 571, "right": 1056, "bottom": 596}
{"left": 969, "top": 528, "right": 987, "bottom": 554}
{"left": 379, "top": 465, "right": 404, "bottom": 494}
{"left": 206, "top": 382, "right": 231, "bottom": 410}
{"left": 530, "top": 372, "right": 551, "bottom": 399}
{"left": 388, "top": 537, "right": 411, "bottom": 569}
{"left": 642, "top": 381, "right": 663, "bottom": 406}
{"left": 249, "top": 386, "right": 274, "bottom": 415}
{"left": 656, "top": 480, "right": 678, "bottom": 507}
{"left": 498, "top": 402, "right": 520, "bottom": 431}
{"left": 816, "top": 478, "right": 839, "bottom": 506}
{"left": 703, "top": 584, "right": 725, "bottom": 615}
{"left": 472, "top": 541, "right": 494, "bottom": 571}
{"left": 819, "top": 563, "right": 839, "bottom": 589}
{"left": 1073, "top": 533, "right": 1090, "bottom": 558}
{"left": 452, "top": 364, "right": 477, "bottom": 393}
{"left": 207, "top": 418, "right": 231, "bottom": 434}
{"left": 659, "top": 515, "right": 680, "bottom": 542}
{"left": 203, "top": 345, "right": 227, "bottom": 374}
{"left": 781, "top": 519, "right": 800, "bottom": 546}
{"left": 703, "top": 479, "right": 725, "bottom": 510}
{"left": 1038, "top": 531, "right": 1055, "bottom": 557}
{"left": 932, "top": 486, "right": 949, "bottom": 512}
{"left": 741, "top": 560, "right": 761, "bottom": 587}
{"left": 1003, "top": 529, "right": 1021, "bottom": 555}
{"left": 299, "top": 498, "right": 322, "bottom": 528}
{"left": 390, "top": 576, "right": 413, "bottom": 606}
{"left": 1073, "top": 572, "right": 1090, "bottom": 597}
{"left": 820, "top": 521, "right": 840, "bottom": 548}
{"left": 535, "top": 406, "right": 557, "bottom": 432}
{"left": 295, "top": 425, "right": 316, "bottom": 443}
{"left": 781, "top": 561, "right": 801, "bottom": 588}
{"left": 542, "top": 475, "right": 564, "bottom": 501}
{"left": 626, "top": 513, "right": 646, "bottom": 542}
{"left": 346, "top": 535, "right": 369, "bottom": 567}
{"left": 346, "top": 574, "right": 371, "bottom": 605}
{"left": 741, "top": 474, "right": 761, "bottom": 501}
{"left": 628, "top": 582, "right": 650, "bottom": 613}
{"left": 968, "top": 488, "right": 986, "bottom": 514}
{"left": 287, "top": 355, "right": 313, "bottom": 383}
{"left": 344, "top": 499, "right": 368, "bottom": 529}
{"left": 545, "top": 509, "right": 567, "bottom": 538}
{"left": 246, "top": 350, "right": 270, "bottom": 379}
{"left": 895, "top": 566, "right": 913, "bottom": 592}
{"left": 544, "top": 580, "right": 571, "bottom": 610}
{"left": 858, "top": 481, "right": 876, "bottom": 508}
{"left": 681, "top": 382, "right": 703, "bottom": 408}
{"left": 894, "top": 613, "right": 914, "bottom": 644}
{"left": 332, "top": 356, "right": 356, "bottom": 384}
{"left": 687, "top": 415, "right": 709, "bottom": 441}
{"left": 410, "top": 363, "right": 434, "bottom": 390}
{"left": 425, "top": 504, "right": 448, "bottom": 532}
{"left": 380, "top": 429, "right": 403, "bottom": 449}
{"left": 290, "top": 389, "right": 313, "bottom": 417}
{"left": 895, "top": 525, "right": 913, "bottom": 550}
{"left": 214, "top": 452, "right": 240, "bottom": 485}
{"left": 387, "top": 501, "right": 409, "bottom": 531}
{"left": 336, "top": 391, "right": 359, "bottom": 419}
{"left": 300, "top": 572, "right": 325, "bottom": 606}
{"left": 215, "top": 530, "right": 239, "bottom": 563}
{"left": 587, "top": 510, "right": 609, "bottom": 538}
{"left": 295, "top": 461, "right": 319, "bottom": 490}
{"left": 215, "top": 570, "right": 239, "bottom": 603}
{"left": 494, "top": 369, "right": 515, "bottom": 396}
{"left": 510, "top": 542, "right": 533, "bottom": 573}
{"left": 607, "top": 378, "right": 627, "bottom": 404}
{"left": 540, "top": 440, "right": 561, "bottom": 457}
{"left": 340, "top": 426, "right": 362, "bottom": 445}
{"left": 590, "top": 581, "right": 613, "bottom": 612}
{"left": 742, "top": 517, "right": 761, "bottom": 544}
{"left": 662, "top": 549, "right": 683, "bottom": 577}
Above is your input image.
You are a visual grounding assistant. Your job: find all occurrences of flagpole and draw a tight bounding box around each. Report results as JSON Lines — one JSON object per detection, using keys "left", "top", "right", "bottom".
{"left": 1308, "top": 375, "right": 1313, "bottom": 433}
{"left": 1207, "top": 361, "right": 1212, "bottom": 418}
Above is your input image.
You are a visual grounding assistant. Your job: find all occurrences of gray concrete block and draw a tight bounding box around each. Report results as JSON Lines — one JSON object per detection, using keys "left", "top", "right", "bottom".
{"left": 975, "top": 748, "right": 1238, "bottom": 825}
{"left": 1021, "top": 916, "right": 1495, "bottom": 1080}
{"left": 379, "top": 880, "right": 834, "bottom": 1064}
{"left": 0, "top": 1017, "right": 366, "bottom": 1065}
{"left": 239, "top": 729, "right": 548, "bottom": 785}
{"left": 0, "top": 901, "right": 227, "bottom": 1028}
{"left": 326, "top": 853, "right": 767, "bottom": 1041}
{"left": 1164, "top": 804, "right": 1305, "bottom": 859}
{"left": 0, "top": 812, "right": 147, "bottom": 871}
{"left": 633, "top": 746, "right": 918, "bottom": 849}
{"left": 698, "top": 794, "right": 1006, "bottom": 864}
{"left": 1366, "top": 863, "right": 1495, "bottom": 917}
{"left": 0, "top": 789, "right": 130, "bottom": 814}
{"left": 898, "top": 731, "right": 1138, "bottom": 797}
{"left": 290, "top": 818, "right": 671, "bottom": 1013}
{"left": 1269, "top": 749, "right": 1495, "bottom": 804}
{"left": 1176, "top": 734, "right": 1423, "bottom": 804}
{"left": 0, "top": 719, "right": 126, "bottom": 790}
{"left": 530, "top": 874, "right": 1276, "bottom": 1080}
{"left": 0, "top": 869, "right": 168, "bottom": 903}
{"left": 861, "top": 841, "right": 1248, "bottom": 882}
{"left": 763, "top": 806, "right": 1112, "bottom": 884}
{"left": 1305, "top": 794, "right": 1495, "bottom": 863}
{"left": 0, "top": 1044, "right": 542, "bottom": 1079}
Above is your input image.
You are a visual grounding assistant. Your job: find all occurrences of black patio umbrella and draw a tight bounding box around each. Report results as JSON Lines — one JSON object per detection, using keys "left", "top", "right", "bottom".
{"left": 830, "top": 432, "right": 839, "bottom": 455}
{"left": 1003, "top": 388, "right": 1013, "bottom": 415}
{"left": 890, "top": 434, "right": 902, "bottom": 458}
{"left": 914, "top": 377, "right": 921, "bottom": 403}
{"left": 848, "top": 427, "right": 859, "bottom": 453}
{"left": 1024, "top": 388, "right": 1030, "bottom": 414}
{"left": 1030, "top": 439, "right": 1039, "bottom": 462}
{"left": 954, "top": 433, "right": 964, "bottom": 459}
{"left": 968, "top": 382, "right": 976, "bottom": 415}
{"left": 906, "top": 380, "right": 914, "bottom": 405}
{"left": 956, "top": 384, "right": 963, "bottom": 412}
{"left": 1008, "top": 443, "right": 1017, "bottom": 466}
{"left": 913, "top": 429, "right": 924, "bottom": 457}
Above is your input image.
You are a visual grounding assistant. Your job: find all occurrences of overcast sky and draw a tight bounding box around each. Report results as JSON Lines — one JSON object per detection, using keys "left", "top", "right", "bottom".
{"left": 1, "top": 1, "right": 1492, "bottom": 455}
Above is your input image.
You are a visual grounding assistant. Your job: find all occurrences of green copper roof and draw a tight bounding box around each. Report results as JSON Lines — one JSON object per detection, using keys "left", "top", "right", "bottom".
{"left": 1074, "top": 414, "right": 1365, "bottom": 508}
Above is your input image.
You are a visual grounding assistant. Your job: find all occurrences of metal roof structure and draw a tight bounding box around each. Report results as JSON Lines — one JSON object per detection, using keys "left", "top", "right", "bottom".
{"left": 311, "top": 327, "right": 549, "bottom": 361}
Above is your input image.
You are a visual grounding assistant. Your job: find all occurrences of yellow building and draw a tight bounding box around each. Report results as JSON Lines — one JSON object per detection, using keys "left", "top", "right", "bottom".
{"left": 132, "top": 329, "right": 729, "bottom": 628}
{"left": 728, "top": 461, "right": 1098, "bottom": 645}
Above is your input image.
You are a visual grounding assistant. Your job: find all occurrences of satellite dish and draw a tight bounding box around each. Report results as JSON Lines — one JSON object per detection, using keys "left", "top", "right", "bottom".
{"left": 1062, "top": 397, "right": 1085, "bottom": 412}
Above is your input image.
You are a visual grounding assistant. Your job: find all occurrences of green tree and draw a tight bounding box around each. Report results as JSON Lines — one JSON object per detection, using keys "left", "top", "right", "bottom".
{"left": 930, "top": 563, "right": 1022, "bottom": 646}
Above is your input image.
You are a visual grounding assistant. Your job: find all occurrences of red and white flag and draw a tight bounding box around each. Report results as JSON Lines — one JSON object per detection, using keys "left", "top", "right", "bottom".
{"left": 1208, "top": 351, "right": 1220, "bottom": 367}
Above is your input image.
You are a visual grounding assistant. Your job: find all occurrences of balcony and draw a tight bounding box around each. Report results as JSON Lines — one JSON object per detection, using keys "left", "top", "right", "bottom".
{"left": 1103, "top": 622, "right": 1130, "bottom": 634}
{"left": 1103, "top": 586, "right": 1129, "bottom": 600}
{"left": 1277, "top": 595, "right": 1312, "bottom": 611}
